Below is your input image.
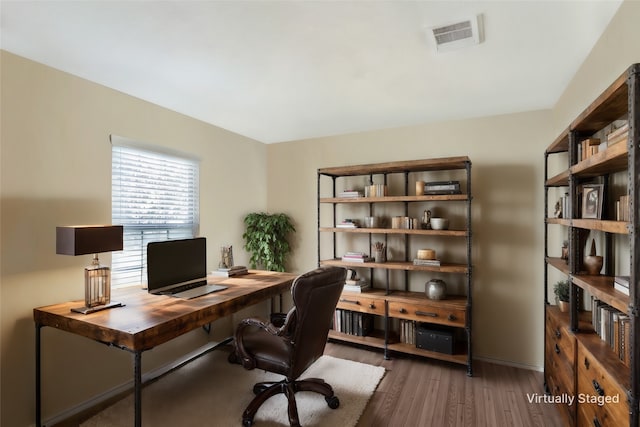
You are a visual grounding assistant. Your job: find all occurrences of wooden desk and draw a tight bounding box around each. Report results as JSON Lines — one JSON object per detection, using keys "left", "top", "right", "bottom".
{"left": 34, "top": 270, "right": 296, "bottom": 427}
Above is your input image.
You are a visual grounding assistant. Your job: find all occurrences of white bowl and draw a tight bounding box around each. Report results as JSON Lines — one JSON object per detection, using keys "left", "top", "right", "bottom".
{"left": 430, "top": 218, "right": 449, "bottom": 230}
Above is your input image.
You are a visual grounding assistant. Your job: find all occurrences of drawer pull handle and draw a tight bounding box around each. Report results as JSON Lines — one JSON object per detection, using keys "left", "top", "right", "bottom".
{"left": 593, "top": 417, "right": 602, "bottom": 427}
{"left": 369, "top": 303, "right": 376, "bottom": 309}
{"left": 584, "top": 357, "right": 590, "bottom": 369}
{"left": 554, "top": 344, "right": 560, "bottom": 354}
{"left": 447, "top": 314, "right": 457, "bottom": 321}
{"left": 339, "top": 299, "right": 360, "bottom": 306}
{"left": 555, "top": 328, "right": 561, "bottom": 338}
{"left": 399, "top": 308, "right": 407, "bottom": 314}
{"left": 592, "top": 380, "right": 604, "bottom": 396}
{"left": 415, "top": 310, "right": 438, "bottom": 317}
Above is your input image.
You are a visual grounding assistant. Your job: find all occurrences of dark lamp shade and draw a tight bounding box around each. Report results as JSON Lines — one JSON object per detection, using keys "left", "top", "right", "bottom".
{"left": 56, "top": 225, "right": 124, "bottom": 256}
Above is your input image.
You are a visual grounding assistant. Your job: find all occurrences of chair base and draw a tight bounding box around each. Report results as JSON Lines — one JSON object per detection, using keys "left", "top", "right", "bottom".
{"left": 242, "top": 378, "right": 340, "bottom": 427}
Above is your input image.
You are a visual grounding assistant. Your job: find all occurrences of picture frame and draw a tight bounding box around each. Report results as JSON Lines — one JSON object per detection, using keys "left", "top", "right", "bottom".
{"left": 581, "top": 184, "right": 604, "bottom": 219}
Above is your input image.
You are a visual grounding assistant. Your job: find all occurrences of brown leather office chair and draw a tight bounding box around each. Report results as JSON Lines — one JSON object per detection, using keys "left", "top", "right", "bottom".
{"left": 232, "top": 266, "right": 347, "bottom": 427}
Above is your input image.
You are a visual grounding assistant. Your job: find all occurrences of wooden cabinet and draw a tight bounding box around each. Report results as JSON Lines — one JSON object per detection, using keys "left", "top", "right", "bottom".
{"left": 317, "top": 157, "right": 472, "bottom": 375}
{"left": 544, "top": 63, "right": 639, "bottom": 426}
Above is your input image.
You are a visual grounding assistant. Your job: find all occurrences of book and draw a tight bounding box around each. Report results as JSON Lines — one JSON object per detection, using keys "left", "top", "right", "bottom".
{"left": 211, "top": 265, "right": 248, "bottom": 277}
{"left": 337, "top": 219, "right": 359, "bottom": 228}
{"left": 607, "top": 123, "right": 629, "bottom": 145}
{"left": 413, "top": 258, "right": 441, "bottom": 267}
{"left": 338, "top": 190, "right": 363, "bottom": 198}
{"left": 614, "top": 275, "right": 630, "bottom": 295}
{"left": 423, "top": 180, "right": 461, "bottom": 195}
{"left": 343, "top": 279, "right": 370, "bottom": 292}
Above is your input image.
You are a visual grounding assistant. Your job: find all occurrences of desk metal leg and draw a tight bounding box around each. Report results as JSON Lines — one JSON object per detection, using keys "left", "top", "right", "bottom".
{"left": 134, "top": 350, "right": 142, "bottom": 427}
{"left": 35, "top": 323, "right": 42, "bottom": 427}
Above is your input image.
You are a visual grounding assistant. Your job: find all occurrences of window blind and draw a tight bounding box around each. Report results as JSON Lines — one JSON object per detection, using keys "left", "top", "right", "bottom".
{"left": 111, "top": 143, "right": 199, "bottom": 287}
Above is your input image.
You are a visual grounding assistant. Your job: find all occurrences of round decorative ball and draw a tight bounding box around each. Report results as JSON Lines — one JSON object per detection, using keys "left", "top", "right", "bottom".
{"left": 425, "top": 279, "right": 447, "bottom": 300}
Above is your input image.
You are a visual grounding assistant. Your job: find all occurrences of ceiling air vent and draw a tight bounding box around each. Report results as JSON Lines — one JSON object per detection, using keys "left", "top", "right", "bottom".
{"left": 429, "top": 14, "right": 483, "bottom": 52}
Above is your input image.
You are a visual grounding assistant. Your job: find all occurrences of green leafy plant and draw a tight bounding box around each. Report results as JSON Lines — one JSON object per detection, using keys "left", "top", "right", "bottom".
{"left": 242, "top": 212, "right": 295, "bottom": 272}
{"left": 553, "top": 280, "right": 570, "bottom": 303}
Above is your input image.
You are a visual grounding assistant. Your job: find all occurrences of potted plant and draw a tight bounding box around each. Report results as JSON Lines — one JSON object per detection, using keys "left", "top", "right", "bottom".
{"left": 553, "top": 280, "right": 570, "bottom": 312}
{"left": 242, "top": 212, "right": 295, "bottom": 272}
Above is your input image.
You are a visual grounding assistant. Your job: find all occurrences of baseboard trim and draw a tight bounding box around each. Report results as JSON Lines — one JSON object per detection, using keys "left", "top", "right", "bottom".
{"left": 41, "top": 339, "right": 232, "bottom": 427}
{"left": 474, "top": 355, "right": 543, "bottom": 372}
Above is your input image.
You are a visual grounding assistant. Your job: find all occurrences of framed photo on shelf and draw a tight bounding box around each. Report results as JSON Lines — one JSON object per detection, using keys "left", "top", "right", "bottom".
{"left": 581, "top": 184, "right": 604, "bottom": 219}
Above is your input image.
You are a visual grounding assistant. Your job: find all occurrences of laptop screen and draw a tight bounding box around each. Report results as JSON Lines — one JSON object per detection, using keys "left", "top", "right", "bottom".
{"left": 147, "top": 237, "right": 207, "bottom": 293}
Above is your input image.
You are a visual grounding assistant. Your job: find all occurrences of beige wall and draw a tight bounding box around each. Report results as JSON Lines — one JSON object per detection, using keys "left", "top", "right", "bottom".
{"left": 0, "top": 51, "right": 268, "bottom": 426}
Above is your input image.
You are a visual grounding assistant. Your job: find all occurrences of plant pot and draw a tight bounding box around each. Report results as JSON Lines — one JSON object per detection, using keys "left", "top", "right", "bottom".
{"left": 558, "top": 300, "right": 569, "bottom": 313}
{"left": 584, "top": 255, "right": 603, "bottom": 275}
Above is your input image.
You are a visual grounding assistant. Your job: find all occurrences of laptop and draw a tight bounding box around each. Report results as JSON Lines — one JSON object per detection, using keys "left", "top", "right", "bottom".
{"left": 146, "top": 237, "right": 227, "bottom": 299}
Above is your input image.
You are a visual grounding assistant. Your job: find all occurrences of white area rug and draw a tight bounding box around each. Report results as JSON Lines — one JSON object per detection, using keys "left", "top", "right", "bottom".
{"left": 81, "top": 350, "right": 385, "bottom": 426}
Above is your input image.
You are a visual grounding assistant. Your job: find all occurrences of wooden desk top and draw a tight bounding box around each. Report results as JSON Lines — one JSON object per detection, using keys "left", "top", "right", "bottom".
{"left": 34, "top": 270, "right": 296, "bottom": 352}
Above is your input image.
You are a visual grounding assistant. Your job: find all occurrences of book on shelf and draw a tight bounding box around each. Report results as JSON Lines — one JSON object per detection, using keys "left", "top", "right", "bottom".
{"left": 413, "top": 258, "right": 441, "bottom": 267}
{"left": 592, "top": 299, "right": 630, "bottom": 365}
{"left": 210, "top": 265, "right": 248, "bottom": 277}
{"left": 423, "top": 180, "right": 461, "bottom": 195}
{"left": 580, "top": 138, "right": 601, "bottom": 160}
{"left": 341, "top": 252, "right": 372, "bottom": 263}
{"left": 337, "top": 219, "right": 359, "bottom": 228}
{"left": 616, "top": 195, "right": 630, "bottom": 221}
{"left": 607, "top": 122, "right": 629, "bottom": 146}
{"left": 343, "top": 279, "right": 370, "bottom": 292}
{"left": 333, "top": 309, "right": 373, "bottom": 337}
{"left": 337, "top": 190, "right": 363, "bottom": 198}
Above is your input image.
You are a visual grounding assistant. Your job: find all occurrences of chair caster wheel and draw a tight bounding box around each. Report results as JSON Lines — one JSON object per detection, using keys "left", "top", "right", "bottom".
{"left": 228, "top": 351, "right": 239, "bottom": 364}
{"left": 326, "top": 395, "right": 340, "bottom": 409}
{"left": 243, "top": 418, "right": 253, "bottom": 427}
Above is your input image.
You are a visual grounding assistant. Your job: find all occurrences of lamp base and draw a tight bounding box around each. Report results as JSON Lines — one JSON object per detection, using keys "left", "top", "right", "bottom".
{"left": 71, "top": 301, "right": 124, "bottom": 315}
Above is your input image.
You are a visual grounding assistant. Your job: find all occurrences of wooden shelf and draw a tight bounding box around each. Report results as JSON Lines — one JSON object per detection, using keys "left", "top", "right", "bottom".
{"left": 546, "top": 257, "right": 570, "bottom": 275}
{"left": 320, "top": 259, "right": 469, "bottom": 274}
{"left": 319, "top": 227, "right": 468, "bottom": 237}
{"left": 570, "top": 219, "right": 629, "bottom": 234}
{"left": 319, "top": 194, "right": 469, "bottom": 203}
{"left": 570, "top": 141, "right": 628, "bottom": 178}
{"left": 386, "top": 341, "right": 468, "bottom": 365}
{"left": 545, "top": 170, "right": 569, "bottom": 187}
{"left": 571, "top": 274, "right": 630, "bottom": 314}
{"left": 318, "top": 156, "right": 471, "bottom": 177}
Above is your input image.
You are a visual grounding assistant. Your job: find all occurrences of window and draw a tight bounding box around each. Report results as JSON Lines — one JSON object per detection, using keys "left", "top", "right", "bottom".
{"left": 111, "top": 137, "right": 199, "bottom": 287}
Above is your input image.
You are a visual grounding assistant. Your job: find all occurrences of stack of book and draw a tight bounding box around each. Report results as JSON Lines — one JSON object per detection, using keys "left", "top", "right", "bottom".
{"left": 578, "top": 138, "right": 601, "bottom": 160}
{"left": 607, "top": 123, "right": 629, "bottom": 147}
{"left": 616, "top": 195, "right": 630, "bottom": 221}
{"left": 614, "top": 276, "right": 630, "bottom": 296}
{"left": 337, "top": 190, "right": 363, "bottom": 198}
{"left": 333, "top": 309, "right": 373, "bottom": 336}
{"left": 592, "top": 299, "right": 631, "bottom": 366}
{"left": 210, "top": 265, "right": 248, "bottom": 277}
{"left": 423, "top": 180, "right": 461, "bottom": 195}
{"left": 341, "top": 252, "right": 371, "bottom": 263}
{"left": 413, "top": 258, "right": 441, "bottom": 267}
{"left": 343, "top": 278, "right": 370, "bottom": 293}
{"left": 337, "top": 219, "right": 359, "bottom": 228}
{"left": 400, "top": 319, "right": 416, "bottom": 345}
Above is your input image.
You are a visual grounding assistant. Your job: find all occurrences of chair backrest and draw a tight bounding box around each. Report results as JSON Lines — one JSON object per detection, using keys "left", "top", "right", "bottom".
{"left": 289, "top": 266, "right": 346, "bottom": 378}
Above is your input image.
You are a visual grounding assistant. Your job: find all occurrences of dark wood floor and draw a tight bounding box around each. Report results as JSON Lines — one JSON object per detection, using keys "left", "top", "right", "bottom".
{"left": 324, "top": 342, "right": 565, "bottom": 427}
{"left": 53, "top": 341, "right": 564, "bottom": 426}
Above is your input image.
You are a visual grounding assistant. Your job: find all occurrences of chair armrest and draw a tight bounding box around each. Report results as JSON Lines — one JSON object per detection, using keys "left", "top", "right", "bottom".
{"left": 234, "top": 318, "right": 283, "bottom": 370}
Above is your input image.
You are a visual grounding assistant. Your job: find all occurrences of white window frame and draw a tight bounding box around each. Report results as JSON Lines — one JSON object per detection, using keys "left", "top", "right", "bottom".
{"left": 111, "top": 135, "right": 200, "bottom": 287}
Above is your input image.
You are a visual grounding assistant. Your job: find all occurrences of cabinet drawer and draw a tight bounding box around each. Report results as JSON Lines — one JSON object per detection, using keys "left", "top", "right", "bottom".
{"left": 577, "top": 343, "right": 629, "bottom": 427}
{"left": 336, "top": 293, "right": 385, "bottom": 316}
{"left": 545, "top": 369, "right": 577, "bottom": 426}
{"left": 388, "top": 300, "right": 465, "bottom": 327}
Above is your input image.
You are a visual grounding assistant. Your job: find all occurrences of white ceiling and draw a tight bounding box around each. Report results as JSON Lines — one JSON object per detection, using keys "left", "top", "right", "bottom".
{"left": 0, "top": 1, "right": 623, "bottom": 143}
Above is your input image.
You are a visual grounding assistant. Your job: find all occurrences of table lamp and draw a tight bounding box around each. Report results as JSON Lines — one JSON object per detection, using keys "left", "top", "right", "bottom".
{"left": 56, "top": 225, "right": 124, "bottom": 314}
